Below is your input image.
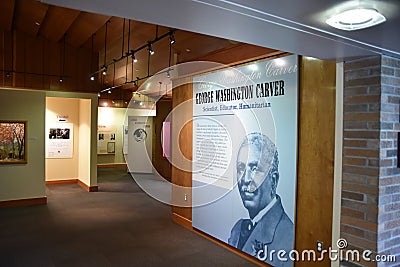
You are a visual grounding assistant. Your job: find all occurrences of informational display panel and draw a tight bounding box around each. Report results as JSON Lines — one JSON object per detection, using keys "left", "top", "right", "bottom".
{"left": 46, "top": 123, "right": 74, "bottom": 158}
{"left": 97, "top": 125, "right": 116, "bottom": 154}
{"left": 123, "top": 125, "right": 128, "bottom": 155}
{"left": 127, "top": 116, "right": 153, "bottom": 173}
{"left": 192, "top": 55, "right": 298, "bottom": 266}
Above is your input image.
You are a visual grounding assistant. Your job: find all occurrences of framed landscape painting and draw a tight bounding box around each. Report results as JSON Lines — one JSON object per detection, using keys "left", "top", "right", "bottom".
{"left": 0, "top": 121, "right": 27, "bottom": 164}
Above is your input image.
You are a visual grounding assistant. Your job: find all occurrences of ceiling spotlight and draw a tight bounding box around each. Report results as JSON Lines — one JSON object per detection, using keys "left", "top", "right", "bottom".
{"left": 166, "top": 69, "right": 171, "bottom": 78}
{"left": 169, "top": 34, "right": 175, "bottom": 44}
{"left": 90, "top": 75, "right": 95, "bottom": 81}
{"left": 108, "top": 90, "right": 112, "bottom": 94}
{"left": 102, "top": 67, "right": 107, "bottom": 76}
{"left": 97, "top": 92, "right": 101, "bottom": 97}
{"left": 148, "top": 44, "right": 155, "bottom": 55}
{"left": 6, "top": 72, "right": 11, "bottom": 78}
{"left": 133, "top": 55, "right": 138, "bottom": 63}
{"left": 59, "top": 76, "right": 63, "bottom": 83}
{"left": 326, "top": 8, "right": 386, "bottom": 31}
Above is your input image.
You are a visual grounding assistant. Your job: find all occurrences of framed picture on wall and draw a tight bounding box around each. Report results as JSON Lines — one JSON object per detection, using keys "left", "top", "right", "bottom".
{"left": 0, "top": 121, "right": 27, "bottom": 164}
{"left": 107, "top": 142, "right": 115, "bottom": 154}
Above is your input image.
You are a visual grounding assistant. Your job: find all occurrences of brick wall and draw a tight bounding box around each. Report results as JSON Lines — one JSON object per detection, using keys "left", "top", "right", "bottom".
{"left": 342, "top": 55, "right": 400, "bottom": 266}
{"left": 342, "top": 56, "right": 381, "bottom": 266}
{"left": 378, "top": 56, "right": 400, "bottom": 265}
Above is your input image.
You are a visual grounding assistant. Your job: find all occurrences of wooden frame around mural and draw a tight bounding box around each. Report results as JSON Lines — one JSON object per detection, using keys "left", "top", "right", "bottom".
{"left": 0, "top": 121, "right": 27, "bottom": 164}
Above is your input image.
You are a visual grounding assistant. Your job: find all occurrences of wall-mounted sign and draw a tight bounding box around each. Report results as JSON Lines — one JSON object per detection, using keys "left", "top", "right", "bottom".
{"left": 192, "top": 55, "right": 298, "bottom": 267}
{"left": 46, "top": 122, "right": 74, "bottom": 158}
{"left": 56, "top": 115, "right": 69, "bottom": 122}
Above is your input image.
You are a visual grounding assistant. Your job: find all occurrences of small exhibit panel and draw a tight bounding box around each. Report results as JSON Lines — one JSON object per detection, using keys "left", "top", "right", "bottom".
{"left": 127, "top": 116, "right": 153, "bottom": 173}
{"left": 46, "top": 122, "right": 74, "bottom": 158}
{"left": 192, "top": 55, "right": 298, "bottom": 266}
{"left": 97, "top": 124, "right": 117, "bottom": 155}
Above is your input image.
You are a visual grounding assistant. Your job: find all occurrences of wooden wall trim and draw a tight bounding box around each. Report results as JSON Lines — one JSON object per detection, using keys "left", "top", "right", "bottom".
{"left": 46, "top": 179, "right": 78, "bottom": 185}
{"left": 46, "top": 179, "right": 98, "bottom": 192}
{"left": 172, "top": 213, "right": 265, "bottom": 266}
{"left": 172, "top": 212, "right": 193, "bottom": 231}
{"left": 97, "top": 163, "right": 127, "bottom": 168}
{"left": 77, "top": 180, "right": 98, "bottom": 192}
{"left": 0, "top": 197, "right": 47, "bottom": 208}
{"left": 192, "top": 229, "right": 266, "bottom": 267}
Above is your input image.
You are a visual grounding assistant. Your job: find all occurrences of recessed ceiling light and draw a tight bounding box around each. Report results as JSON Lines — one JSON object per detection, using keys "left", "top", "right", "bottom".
{"left": 326, "top": 8, "right": 386, "bottom": 31}
{"left": 35, "top": 21, "right": 40, "bottom": 26}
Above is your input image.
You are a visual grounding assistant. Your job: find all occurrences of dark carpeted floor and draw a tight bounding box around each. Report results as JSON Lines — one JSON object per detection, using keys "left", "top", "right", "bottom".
{"left": 0, "top": 168, "right": 257, "bottom": 267}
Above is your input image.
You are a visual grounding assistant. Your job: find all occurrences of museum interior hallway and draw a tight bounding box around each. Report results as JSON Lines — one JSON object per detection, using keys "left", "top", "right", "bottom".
{"left": 0, "top": 168, "right": 256, "bottom": 267}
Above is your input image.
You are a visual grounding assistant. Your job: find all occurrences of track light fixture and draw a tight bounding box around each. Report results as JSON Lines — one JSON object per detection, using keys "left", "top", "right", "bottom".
{"left": 169, "top": 34, "right": 175, "bottom": 44}
{"left": 148, "top": 44, "right": 155, "bottom": 55}
{"left": 92, "top": 28, "right": 177, "bottom": 93}
{"left": 131, "top": 52, "right": 138, "bottom": 63}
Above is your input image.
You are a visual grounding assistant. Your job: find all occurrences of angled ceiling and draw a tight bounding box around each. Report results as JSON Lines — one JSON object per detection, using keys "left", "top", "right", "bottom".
{"left": 41, "top": 0, "right": 400, "bottom": 61}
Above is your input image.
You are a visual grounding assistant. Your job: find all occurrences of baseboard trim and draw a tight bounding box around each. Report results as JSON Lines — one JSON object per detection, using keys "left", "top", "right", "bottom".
{"left": 172, "top": 213, "right": 264, "bottom": 267}
{"left": 77, "top": 180, "right": 98, "bottom": 192}
{"left": 46, "top": 179, "right": 98, "bottom": 192}
{"left": 172, "top": 212, "right": 193, "bottom": 230}
{"left": 0, "top": 197, "right": 47, "bottom": 208}
{"left": 97, "top": 163, "right": 127, "bottom": 168}
{"left": 46, "top": 179, "right": 78, "bottom": 185}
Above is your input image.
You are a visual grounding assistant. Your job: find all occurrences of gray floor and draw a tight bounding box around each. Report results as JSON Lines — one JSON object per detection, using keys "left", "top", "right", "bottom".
{"left": 0, "top": 168, "right": 256, "bottom": 267}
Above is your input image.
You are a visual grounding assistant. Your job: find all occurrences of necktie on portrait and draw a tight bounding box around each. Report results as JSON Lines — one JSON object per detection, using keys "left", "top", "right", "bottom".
{"left": 238, "top": 219, "right": 254, "bottom": 250}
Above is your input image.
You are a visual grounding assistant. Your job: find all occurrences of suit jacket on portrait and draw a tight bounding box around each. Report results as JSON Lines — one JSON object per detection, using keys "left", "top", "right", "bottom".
{"left": 228, "top": 195, "right": 294, "bottom": 267}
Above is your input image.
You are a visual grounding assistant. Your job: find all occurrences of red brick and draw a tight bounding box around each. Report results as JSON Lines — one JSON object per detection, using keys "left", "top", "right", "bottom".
{"left": 382, "top": 56, "right": 400, "bottom": 68}
{"left": 343, "top": 165, "right": 379, "bottom": 176}
{"left": 344, "top": 130, "right": 380, "bottom": 139}
{"left": 343, "top": 183, "right": 379, "bottom": 196}
{"left": 344, "top": 157, "right": 367, "bottom": 166}
{"left": 342, "top": 224, "right": 366, "bottom": 237}
{"left": 378, "top": 230, "right": 392, "bottom": 241}
{"left": 342, "top": 207, "right": 365, "bottom": 219}
{"left": 345, "top": 56, "right": 381, "bottom": 70}
{"left": 344, "top": 112, "right": 380, "bottom": 122}
{"left": 343, "top": 190, "right": 365, "bottom": 202}
{"left": 345, "top": 77, "right": 381, "bottom": 87}
{"left": 344, "top": 148, "right": 379, "bottom": 158}
{"left": 344, "top": 95, "right": 381, "bottom": 104}
{"left": 343, "top": 173, "right": 368, "bottom": 184}
{"left": 344, "top": 139, "right": 368, "bottom": 148}
{"left": 344, "top": 87, "right": 368, "bottom": 96}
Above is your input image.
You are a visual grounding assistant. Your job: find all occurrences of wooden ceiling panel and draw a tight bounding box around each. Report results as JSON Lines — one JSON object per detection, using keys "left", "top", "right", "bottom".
{"left": 65, "top": 12, "right": 111, "bottom": 47}
{"left": 173, "top": 31, "right": 232, "bottom": 62}
{"left": 0, "top": 0, "right": 15, "bottom": 31}
{"left": 40, "top": 5, "right": 80, "bottom": 43}
{"left": 14, "top": 0, "right": 48, "bottom": 36}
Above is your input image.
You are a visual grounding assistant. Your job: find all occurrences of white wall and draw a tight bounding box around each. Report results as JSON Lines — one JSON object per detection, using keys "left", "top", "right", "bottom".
{"left": 78, "top": 99, "right": 91, "bottom": 186}
{"left": 46, "top": 91, "right": 98, "bottom": 187}
{"left": 0, "top": 89, "right": 46, "bottom": 201}
{"left": 97, "top": 107, "right": 156, "bottom": 165}
{"left": 46, "top": 97, "right": 80, "bottom": 181}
